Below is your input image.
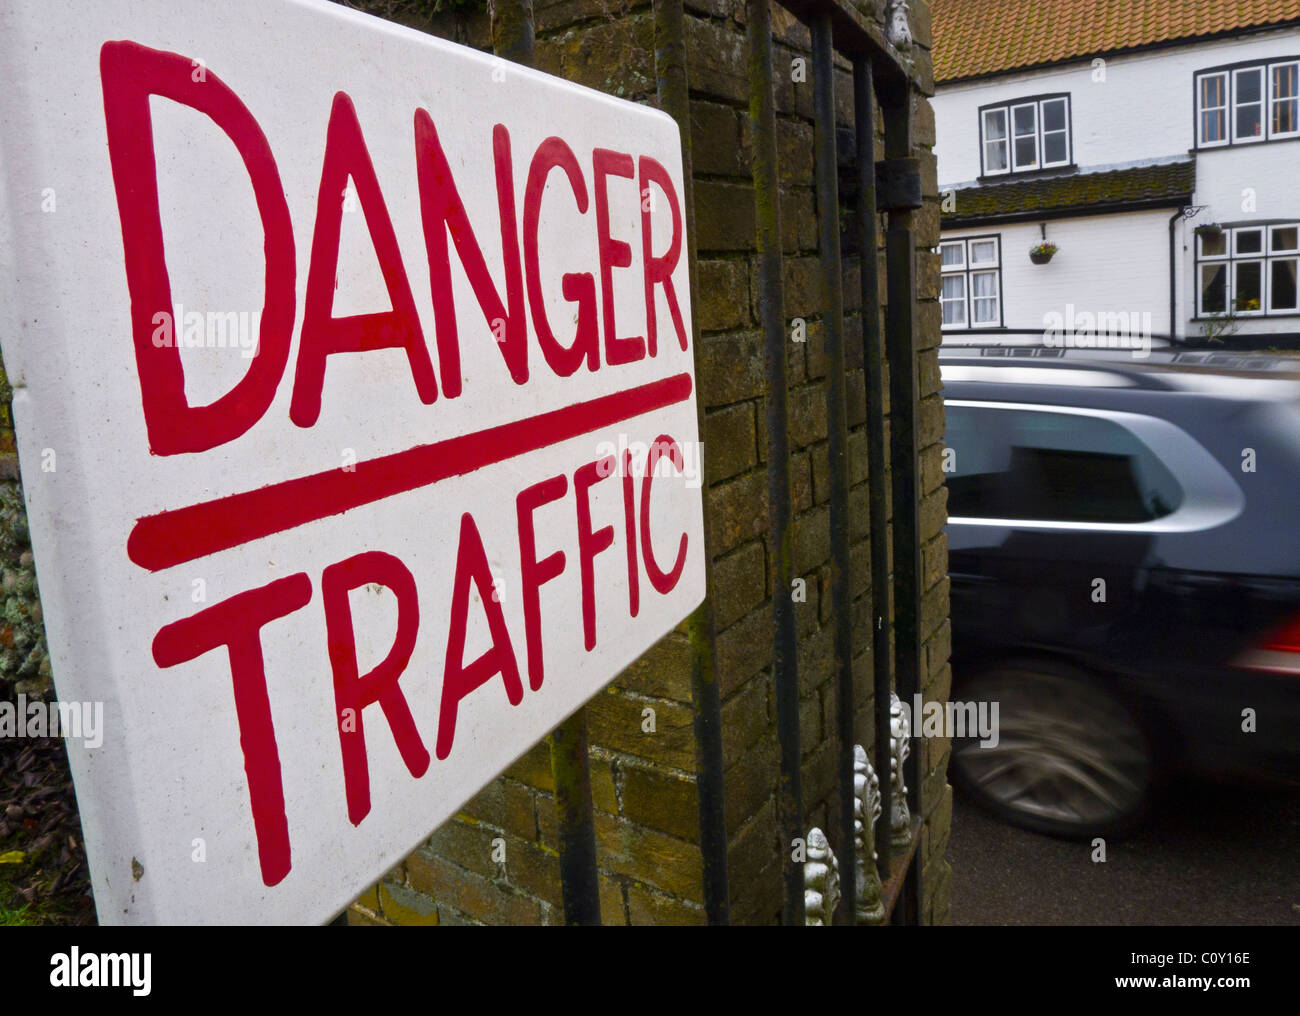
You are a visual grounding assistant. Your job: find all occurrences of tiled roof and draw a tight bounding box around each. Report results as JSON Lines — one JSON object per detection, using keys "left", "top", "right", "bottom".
{"left": 942, "top": 161, "right": 1195, "bottom": 225}
{"left": 933, "top": 0, "right": 1300, "bottom": 83}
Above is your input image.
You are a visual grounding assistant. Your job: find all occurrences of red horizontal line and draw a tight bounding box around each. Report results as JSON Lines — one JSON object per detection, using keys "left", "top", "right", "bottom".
{"left": 128, "top": 372, "right": 694, "bottom": 572}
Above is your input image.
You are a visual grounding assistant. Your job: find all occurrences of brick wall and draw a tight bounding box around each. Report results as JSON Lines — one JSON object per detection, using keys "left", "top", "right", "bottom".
{"left": 348, "top": 0, "right": 952, "bottom": 927}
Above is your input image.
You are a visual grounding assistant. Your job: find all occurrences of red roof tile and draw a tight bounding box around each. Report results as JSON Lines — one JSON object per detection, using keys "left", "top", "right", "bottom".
{"left": 933, "top": 0, "right": 1300, "bottom": 83}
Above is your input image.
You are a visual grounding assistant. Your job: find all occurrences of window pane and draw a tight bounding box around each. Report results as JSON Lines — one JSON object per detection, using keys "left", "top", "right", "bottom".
{"left": 1201, "top": 109, "right": 1225, "bottom": 142}
{"left": 1271, "top": 226, "right": 1299, "bottom": 253}
{"left": 1200, "top": 232, "right": 1227, "bottom": 257}
{"left": 1235, "top": 229, "right": 1264, "bottom": 254}
{"left": 1273, "top": 63, "right": 1299, "bottom": 134}
{"left": 941, "top": 242, "right": 965, "bottom": 268}
{"left": 1043, "top": 131, "right": 1068, "bottom": 164}
{"left": 985, "top": 139, "right": 1008, "bottom": 172}
{"left": 969, "top": 240, "right": 997, "bottom": 265}
{"left": 941, "top": 276, "right": 966, "bottom": 325}
{"left": 1236, "top": 68, "right": 1264, "bottom": 138}
{"left": 971, "top": 271, "right": 998, "bottom": 323}
{"left": 1271, "top": 259, "right": 1299, "bottom": 311}
{"left": 983, "top": 108, "right": 1007, "bottom": 141}
{"left": 1200, "top": 74, "right": 1225, "bottom": 109}
{"left": 1041, "top": 98, "right": 1067, "bottom": 132}
{"left": 944, "top": 407, "right": 1183, "bottom": 523}
{"left": 1013, "top": 135, "right": 1037, "bottom": 167}
{"left": 1234, "top": 262, "right": 1262, "bottom": 311}
{"left": 1200, "top": 263, "right": 1227, "bottom": 313}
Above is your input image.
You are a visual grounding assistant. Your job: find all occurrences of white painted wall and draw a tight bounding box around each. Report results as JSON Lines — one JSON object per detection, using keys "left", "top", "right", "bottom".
{"left": 942, "top": 209, "right": 1175, "bottom": 340}
{"left": 935, "top": 26, "right": 1300, "bottom": 343}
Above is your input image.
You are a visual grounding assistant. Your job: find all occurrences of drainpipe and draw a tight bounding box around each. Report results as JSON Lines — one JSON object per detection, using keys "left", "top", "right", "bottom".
{"left": 1169, "top": 205, "right": 1188, "bottom": 345}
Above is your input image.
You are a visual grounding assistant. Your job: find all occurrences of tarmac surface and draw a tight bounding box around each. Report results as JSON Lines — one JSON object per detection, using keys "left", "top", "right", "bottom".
{"left": 949, "top": 774, "right": 1300, "bottom": 925}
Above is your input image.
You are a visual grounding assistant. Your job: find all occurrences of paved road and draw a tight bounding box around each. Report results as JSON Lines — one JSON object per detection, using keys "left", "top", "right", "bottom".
{"left": 948, "top": 775, "right": 1300, "bottom": 925}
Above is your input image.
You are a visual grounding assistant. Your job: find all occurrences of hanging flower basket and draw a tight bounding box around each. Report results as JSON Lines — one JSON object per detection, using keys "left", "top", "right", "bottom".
{"left": 1195, "top": 222, "right": 1224, "bottom": 239}
{"left": 1029, "top": 242, "right": 1057, "bottom": 265}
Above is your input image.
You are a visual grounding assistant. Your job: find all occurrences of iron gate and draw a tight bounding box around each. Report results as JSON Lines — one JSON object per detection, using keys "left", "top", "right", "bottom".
{"left": 487, "top": 0, "right": 929, "bottom": 926}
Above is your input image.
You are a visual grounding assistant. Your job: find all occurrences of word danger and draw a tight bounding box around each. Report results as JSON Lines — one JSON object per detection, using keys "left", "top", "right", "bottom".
{"left": 101, "top": 41, "right": 688, "bottom": 458}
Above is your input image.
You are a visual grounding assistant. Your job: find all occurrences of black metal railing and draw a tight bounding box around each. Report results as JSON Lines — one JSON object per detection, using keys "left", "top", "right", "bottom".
{"left": 488, "top": 0, "right": 928, "bottom": 926}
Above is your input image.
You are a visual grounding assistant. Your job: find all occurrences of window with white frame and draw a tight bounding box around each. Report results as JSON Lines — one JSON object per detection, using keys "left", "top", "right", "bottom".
{"left": 1196, "top": 58, "right": 1300, "bottom": 147}
{"left": 941, "top": 236, "right": 1002, "bottom": 328}
{"left": 1197, "top": 223, "right": 1299, "bottom": 317}
{"left": 980, "top": 95, "right": 1071, "bottom": 175}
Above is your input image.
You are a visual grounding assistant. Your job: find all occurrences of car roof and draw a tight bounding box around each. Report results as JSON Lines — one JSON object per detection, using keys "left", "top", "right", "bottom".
{"left": 938, "top": 346, "right": 1300, "bottom": 401}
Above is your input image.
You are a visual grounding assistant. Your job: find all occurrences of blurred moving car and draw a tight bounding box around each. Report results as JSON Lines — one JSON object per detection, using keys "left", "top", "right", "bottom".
{"left": 940, "top": 348, "right": 1300, "bottom": 837}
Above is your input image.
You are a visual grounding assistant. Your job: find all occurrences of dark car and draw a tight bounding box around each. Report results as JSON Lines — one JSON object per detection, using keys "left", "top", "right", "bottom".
{"left": 940, "top": 348, "right": 1300, "bottom": 837}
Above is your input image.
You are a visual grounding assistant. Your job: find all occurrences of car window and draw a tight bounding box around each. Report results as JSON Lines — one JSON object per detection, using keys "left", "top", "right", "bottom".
{"left": 945, "top": 405, "right": 1185, "bottom": 523}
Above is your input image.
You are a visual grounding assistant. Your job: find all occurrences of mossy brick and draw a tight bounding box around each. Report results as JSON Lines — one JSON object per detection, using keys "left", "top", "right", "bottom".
{"left": 810, "top": 441, "right": 830, "bottom": 504}
{"left": 922, "top": 532, "right": 948, "bottom": 591}
{"left": 800, "top": 737, "right": 838, "bottom": 811}
{"left": 792, "top": 504, "right": 830, "bottom": 576}
{"left": 426, "top": 817, "right": 500, "bottom": 878}
{"left": 793, "top": 568, "right": 821, "bottom": 638}
{"left": 352, "top": 884, "right": 380, "bottom": 913}
{"left": 723, "top": 735, "right": 776, "bottom": 838}
{"left": 407, "top": 851, "right": 542, "bottom": 926}
{"left": 919, "top": 392, "right": 945, "bottom": 446}
{"left": 501, "top": 779, "right": 540, "bottom": 839}
{"left": 789, "top": 383, "right": 828, "bottom": 448}
{"left": 921, "top": 576, "right": 950, "bottom": 640}
{"left": 777, "top": 117, "right": 815, "bottom": 186}
{"left": 920, "top": 757, "right": 951, "bottom": 816}
{"left": 504, "top": 739, "right": 555, "bottom": 791}
{"left": 767, "top": 4, "right": 812, "bottom": 50}
{"left": 346, "top": 905, "right": 390, "bottom": 927}
{"left": 780, "top": 187, "right": 818, "bottom": 253}
{"left": 502, "top": 838, "right": 562, "bottom": 908}
{"left": 693, "top": 179, "right": 757, "bottom": 252}
{"left": 696, "top": 258, "right": 751, "bottom": 333}
{"left": 847, "top": 369, "right": 868, "bottom": 428}
{"left": 920, "top": 485, "right": 947, "bottom": 544}
{"left": 536, "top": 14, "right": 657, "bottom": 97}
{"left": 710, "top": 540, "right": 766, "bottom": 630}
{"left": 731, "top": 859, "right": 782, "bottom": 925}
{"left": 535, "top": 790, "right": 558, "bottom": 844}
{"left": 715, "top": 604, "right": 773, "bottom": 698}
{"left": 585, "top": 687, "right": 697, "bottom": 768}
{"left": 588, "top": 754, "right": 620, "bottom": 814}
{"left": 922, "top": 783, "right": 953, "bottom": 863}
{"left": 917, "top": 301, "right": 942, "bottom": 345}
{"left": 627, "top": 881, "right": 708, "bottom": 925}
{"left": 598, "top": 872, "right": 629, "bottom": 925}
{"left": 920, "top": 441, "right": 945, "bottom": 496}
{"left": 707, "top": 469, "right": 767, "bottom": 553}
{"left": 377, "top": 882, "right": 440, "bottom": 926}
{"left": 619, "top": 763, "right": 701, "bottom": 841}
{"left": 534, "top": 0, "right": 652, "bottom": 34}
{"left": 458, "top": 780, "right": 509, "bottom": 831}
{"left": 690, "top": 101, "right": 746, "bottom": 178}
{"left": 791, "top": 449, "right": 814, "bottom": 512}
{"left": 614, "top": 629, "right": 693, "bottom": 702}
{"left": 795, "top": 623, "right": 834, "bottom": 698}
{"left": 704, "top": 402, "right": 757, "bottom": 485}
{"left": 726, "top": 796, "right": 779, "bottom": 894}
{"left": 698, "top": 330, "right": 765, "bottom": 406}
{"left": 594, "top": 812, "right": 705, "bottom": 900}
{"left": 684, "top": 16, "right": 748, "bottom": 104}
{"left": 720, "top": 677, "right": 768, "bottom": 763}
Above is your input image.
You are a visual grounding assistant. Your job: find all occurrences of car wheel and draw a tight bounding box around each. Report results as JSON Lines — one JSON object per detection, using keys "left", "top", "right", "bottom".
{"left": 950, "top": 659, "right": 1153, "bottom": 838}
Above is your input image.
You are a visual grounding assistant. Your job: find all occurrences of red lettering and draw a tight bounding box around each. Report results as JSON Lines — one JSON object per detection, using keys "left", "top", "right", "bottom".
{"left": 100, "top": 41, "right": 295, "bottom": 455}
{"left": 592, "top": 148, "right": 645, "bottom": 366}
{"left": 517, "top": 474, "right": 568, "bottom": 691}
{"left": 416, "top": 115, "right": 527, "bottom": 397}
{"left": 151, "top": 573, "right": 312, "bottom": 887}
{"left": 523, "top": 138, "right": 599, "bottom": 376}
{"left": 291, "top": 92, "right": 436, "bottom": 427}
{"left": 437, "top": 512, "right": 525, "bottom": 759}
{"left": 575, "top": 457, "right": 616, "bottom": 650}
{"left": 640, "top": 435, "right": 688, "bottom": 594}
{"left": 321, "top": 551, "right": 430, "bottom": 825}
{"left": 638, "top": 156, "right": 687, "bottom": 355}
{"left": 621, "top": 449, "right": 640, "bottom": 618}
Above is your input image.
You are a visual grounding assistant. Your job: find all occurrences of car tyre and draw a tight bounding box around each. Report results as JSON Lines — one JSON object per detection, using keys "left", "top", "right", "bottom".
{"left": 950, "top": 658, "right": 1153, "bottom": 839}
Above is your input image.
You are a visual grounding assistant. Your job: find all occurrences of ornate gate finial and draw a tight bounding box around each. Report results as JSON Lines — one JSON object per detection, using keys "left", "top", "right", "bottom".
{"left": 803, "top": 827, "right": 840, "bottom": 926}
{"left": 889, "top": 692, "right": 912, "bottom": 846}
{"left": 853, "top": 744, "right": 887, "bottom": 924}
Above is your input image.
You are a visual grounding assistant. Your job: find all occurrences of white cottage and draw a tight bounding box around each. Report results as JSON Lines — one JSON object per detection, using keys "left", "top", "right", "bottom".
{"left": 931, "top": 0, "right": 1300, "bottom": 349}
